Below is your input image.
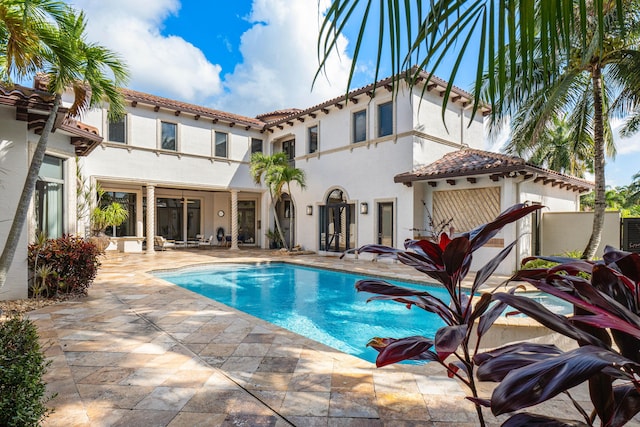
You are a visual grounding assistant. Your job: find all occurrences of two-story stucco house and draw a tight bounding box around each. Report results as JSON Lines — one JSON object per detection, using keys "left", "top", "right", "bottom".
{"left": 0, "top": 71, "right": 593, "bottom": 300}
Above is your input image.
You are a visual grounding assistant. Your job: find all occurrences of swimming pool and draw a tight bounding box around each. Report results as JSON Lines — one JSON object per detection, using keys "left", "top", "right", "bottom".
{"left": 155, "top": 262, "right": 573, "bottom": 363}
{"left": 155, "top": 262, "right": 449, "bottom": 363}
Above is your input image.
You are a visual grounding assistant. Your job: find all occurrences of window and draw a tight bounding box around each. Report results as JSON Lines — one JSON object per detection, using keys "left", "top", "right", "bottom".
{"left": 108, "top": 114, "right": 126, "bottom": 143}
{"left": 308, "top": 125, "right": 318, "bottom": 154}
{"left": 35, "top": 155, "right": 64, "bottom": 238}
{"left": 251, "top": 138, "right": 263, "bottom": 154}
{"left": 378, "top": 102, "right": 393, "bottom": 137}
{"left": 161, "top": 122, "right": 177, "bottom": 151}
{"left": 353, "top": 110, "right": 367, "bottom": 143}
{"left": 283, "top": 139, "right": 295, "bottom": 165}
{"left": 215, "top": 132, "right": 228, "bottom": 157}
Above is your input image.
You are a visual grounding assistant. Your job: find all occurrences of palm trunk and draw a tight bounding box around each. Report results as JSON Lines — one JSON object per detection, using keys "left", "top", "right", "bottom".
{"left": 271, "top": 194, "right": 288, "bottom": 250}
{"left": 582, "top": 66, "right": 605, "bottom": 260}
{"left": 0, "top": 94, "right": 61, "bottom": 289}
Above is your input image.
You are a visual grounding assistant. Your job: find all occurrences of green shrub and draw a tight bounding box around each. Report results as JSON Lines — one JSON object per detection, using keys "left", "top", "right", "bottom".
{"left": 0, "top": 316, "right": 52, "bottom": 426}
{"left": 28, "top": 235, "right": 101, "bottom": 296}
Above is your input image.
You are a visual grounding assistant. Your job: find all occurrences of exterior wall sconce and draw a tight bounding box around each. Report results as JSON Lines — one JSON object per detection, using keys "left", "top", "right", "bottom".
{"left": 360, "top": 202, "right": 368, "bottom": 215}
{"left": 306, "top": 205, "right": 313, "bottom": 215}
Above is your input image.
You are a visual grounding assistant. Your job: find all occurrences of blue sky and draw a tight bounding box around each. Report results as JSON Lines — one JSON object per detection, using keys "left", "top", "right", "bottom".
{"left": 65, "top": 0, "right": 639, "bottom": 187}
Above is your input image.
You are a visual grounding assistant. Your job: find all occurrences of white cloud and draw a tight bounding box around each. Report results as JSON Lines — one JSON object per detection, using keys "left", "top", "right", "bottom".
{"left": 214, "top": 0, "right": 354, "bottom": 116}
{"left": 65, "top": 0, "right": 355, "bottom": 117}
{"left": 67, "top": 0, "right": 223, "bottom": 104}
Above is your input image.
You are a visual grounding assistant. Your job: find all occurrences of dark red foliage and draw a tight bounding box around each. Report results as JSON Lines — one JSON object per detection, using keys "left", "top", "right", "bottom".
{"left": 28, "top": 235, "right": 101, "bottom": 296}
{"left": 482, "top": 246, "right": 640, "bottom": 426}
{"left": 351, "top": 203, "right": 543, "bottom": 426}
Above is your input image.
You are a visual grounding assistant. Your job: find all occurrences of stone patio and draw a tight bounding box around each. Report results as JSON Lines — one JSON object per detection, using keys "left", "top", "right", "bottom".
{"left": 27, "top": 248, "right": 628, "bottom": 426}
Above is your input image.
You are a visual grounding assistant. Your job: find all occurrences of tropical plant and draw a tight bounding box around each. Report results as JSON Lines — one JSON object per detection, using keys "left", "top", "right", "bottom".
{"left": 265, "top": 228, "right": 283, "bottom": 249}
{"left": 349, "top": 203, "right": 542, "bottom": 426}
{"left": 250, "top": 152, "right": 306, "bottom": 250}
{"left": 477, "top": 246, "right": 640, "bottom": 425}
{"left": 28, "top": 235, "right": 101, "bottom": 296}
{"left": 0, "top": 316, "right": 53, "bottom": 426}
{"left": 318, "top": 1, "right": 625, "bottom": 121}
{"left": 509, "top": 115, "right": 594, "bottom": 178}
{"left": 485, "top": 3, "right": 640, "bottom": 259}
{"left": 90, "top": 202, "right": 128, "bottom": 236}
{"left": 0, "top": 3, "right": 128, "bottom": 289}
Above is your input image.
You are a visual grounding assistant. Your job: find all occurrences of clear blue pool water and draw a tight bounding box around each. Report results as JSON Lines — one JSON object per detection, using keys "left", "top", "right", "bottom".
{"left": 155, "top": 262, "right": 573, "bottom": 363}
{"left": 155, "top": 262, "right": 449, "bottom": 363}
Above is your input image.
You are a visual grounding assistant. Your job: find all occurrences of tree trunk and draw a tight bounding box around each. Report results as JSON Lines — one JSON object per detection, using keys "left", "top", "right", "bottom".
{"left": 271, "top": 194, "right": 288, "bottom": 251}
{"left": 0, "top": 94, "right": 62, "bottom": 289}
{"left": 582, "top": 66, "right": 605, "bottom": 260}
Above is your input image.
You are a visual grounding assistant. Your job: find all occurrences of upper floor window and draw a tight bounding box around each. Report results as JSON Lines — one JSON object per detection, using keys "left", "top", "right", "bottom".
{"left": 378, "top": 102, "right": 393, "bottom": 137}
{"left": 283, "top": 139, "right": 295, "bottom": 165}
{"left": 215, "top": 132, "right": 228, "bottom": 158}
{"left": 108, "top": 114, "right": 126, "bottom": 143}
{"left": 353, "top": 110, "right": 367, "bottom": 143}
{"left": 308, "top": 125, "right": 318, "bottom": 154}
{"left": 161, "top": 122, "right": 177, "bottom": 151}
{"left": 251, "top": 138, "right": 263, "bottom": 154}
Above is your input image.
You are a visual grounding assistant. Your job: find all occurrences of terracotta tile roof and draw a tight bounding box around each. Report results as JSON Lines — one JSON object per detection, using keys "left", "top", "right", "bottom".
{"left": 256, "top": 109, "right": 302, "bottom": 122}
{"left": 59, "top": 117, "right": 103, "bottom": 156}
{"left": 394, "top": 148, "right": 594, "bottom": 192}
{"left": 121, "top": 88, "right": 265, "bottom": 129}
{"left": 263, "top": 69, "right": 490, "bottom": 129}
{"left": 0, "top": 84, "right": 58, "bottom": 110}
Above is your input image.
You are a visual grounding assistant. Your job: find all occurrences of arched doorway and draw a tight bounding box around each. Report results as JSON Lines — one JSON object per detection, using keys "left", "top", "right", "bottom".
{"left": 275, "top": 193, "right": 294, "bottom": 248}
{"left": 319, "top": 189, "right": 355, "bottom": 252}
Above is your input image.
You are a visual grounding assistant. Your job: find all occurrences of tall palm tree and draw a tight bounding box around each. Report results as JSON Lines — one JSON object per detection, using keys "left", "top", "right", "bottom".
{"left": 0, "top": 5, "right": 128, "bottom": 289}
{"left": 485, "top": 3, "right": 640, "bottom": 259}
{"left": 318, "top": 1, "right": 625, "bottom": 120}
{"left": 507, "top": 115, "right": 594, "bottom": 178}
{"left": 266, "top": 164, "right": 307, "bottom": 249}
{"left": 250, "top": 152, "right": 306, "bottom": 250}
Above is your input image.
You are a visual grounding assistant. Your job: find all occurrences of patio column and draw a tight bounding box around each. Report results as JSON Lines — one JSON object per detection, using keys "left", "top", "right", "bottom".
{"left": 230, "top": 189, "right": 239, "bottom": 250}
{"left": 146, "top": 184, "right": 155, "bottom": 253}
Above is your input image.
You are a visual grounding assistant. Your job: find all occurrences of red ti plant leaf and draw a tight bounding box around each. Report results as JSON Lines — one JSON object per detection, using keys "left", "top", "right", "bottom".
{"left": 475, "top": 342, "right": 564, "bottom": 382}
{"left": 438, "top": 231, "right": 452, "bottom": 250}
{"left": 472, "top": 239, "right": 517, "bottom": 294}
{"left": 365, "top": 295, "right": 455, "bottom": 325}
{"left": 355, "top": 279, "right": 432, "bottom": 298}
{"left": 491, "top": 292, "right": 605, "bottom": 347}
{"left": 404, "top": 239, "right": 444, "bottom": 268}
{"left": 608, "top": 385, "right": 640, "bottom": 427}
{"left": 490, "top": 346, "right": 638, "bottom": 415}
{"left": 469, "top": 204, "right": 544, "bottom": 252}
{"left": 442, "top": 236, "right": 471, "bottom": 277}
{"left": 435, "top": 324, "right": 468, "bottom": 361}
{"left": 343, "top": 244, "right": 403, "bottom": 260}
{"left": 368, "top": 336, "right": 435, "bottom": 367}
{"left": 499, "top": 413, "right": 588, "bottom": 427}
{"left": 396, "top": 251, "right": 451, "bottom": 286}
{"left": 475, "top": 286, "right": 522, "bottom": 338}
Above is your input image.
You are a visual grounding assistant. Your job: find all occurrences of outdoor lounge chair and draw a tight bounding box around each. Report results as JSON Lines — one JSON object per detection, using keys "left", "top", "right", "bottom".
{"left": 154, "top": 236, "right": 176, "bottom": 250}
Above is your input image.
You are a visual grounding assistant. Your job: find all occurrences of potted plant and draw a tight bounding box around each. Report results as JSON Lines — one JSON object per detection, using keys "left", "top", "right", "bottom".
{"left": 89, "top": 202, "right": 128, "bottom": 252}
{"left": 265, "top": 228, "right": 283, "bottom": 249}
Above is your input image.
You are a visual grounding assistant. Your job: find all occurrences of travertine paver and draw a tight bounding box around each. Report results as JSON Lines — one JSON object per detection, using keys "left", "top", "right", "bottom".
{"left": 27, "top": 248, "right": 630, "bottom": 426}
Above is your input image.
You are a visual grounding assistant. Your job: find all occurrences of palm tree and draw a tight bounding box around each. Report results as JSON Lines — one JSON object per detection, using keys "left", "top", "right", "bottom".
{"left": 484, "top": 4, "right": 640, "bottom": 259}
{"left": 0, "top": 5, "right": 128, "bottom": 289}
{"left": 266, "top": 164, "right": 307, "bottom": 249}
{"left": 250, "top": 152, "right": 306, "bottom": 250}
{"left": 318, "top": 1, "right": 625, "bottom": 120}
{"left": 508, "top": 115, "right": 594, "bottom": 178}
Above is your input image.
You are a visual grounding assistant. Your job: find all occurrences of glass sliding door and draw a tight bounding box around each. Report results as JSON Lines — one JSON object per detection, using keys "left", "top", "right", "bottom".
{"left": 238, "top": 201, "right": 256, "bottom": 244}
{"left": 156, "top": 198, "right": 182, "bottom": 240}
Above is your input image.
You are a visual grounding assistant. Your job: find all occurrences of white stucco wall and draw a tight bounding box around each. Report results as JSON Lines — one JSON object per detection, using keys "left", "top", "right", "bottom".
{"left": 0, "top": 105, "right": 78, "bottom": 300}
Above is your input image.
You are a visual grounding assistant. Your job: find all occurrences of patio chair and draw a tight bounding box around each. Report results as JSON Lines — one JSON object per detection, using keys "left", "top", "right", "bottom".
{"left": 154, "top": 236, "right": 176, "bottom": 251}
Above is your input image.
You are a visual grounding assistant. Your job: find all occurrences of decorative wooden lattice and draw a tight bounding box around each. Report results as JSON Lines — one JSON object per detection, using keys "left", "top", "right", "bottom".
{"left": 433, "top": 187, "right": 500, "bottom": 233}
